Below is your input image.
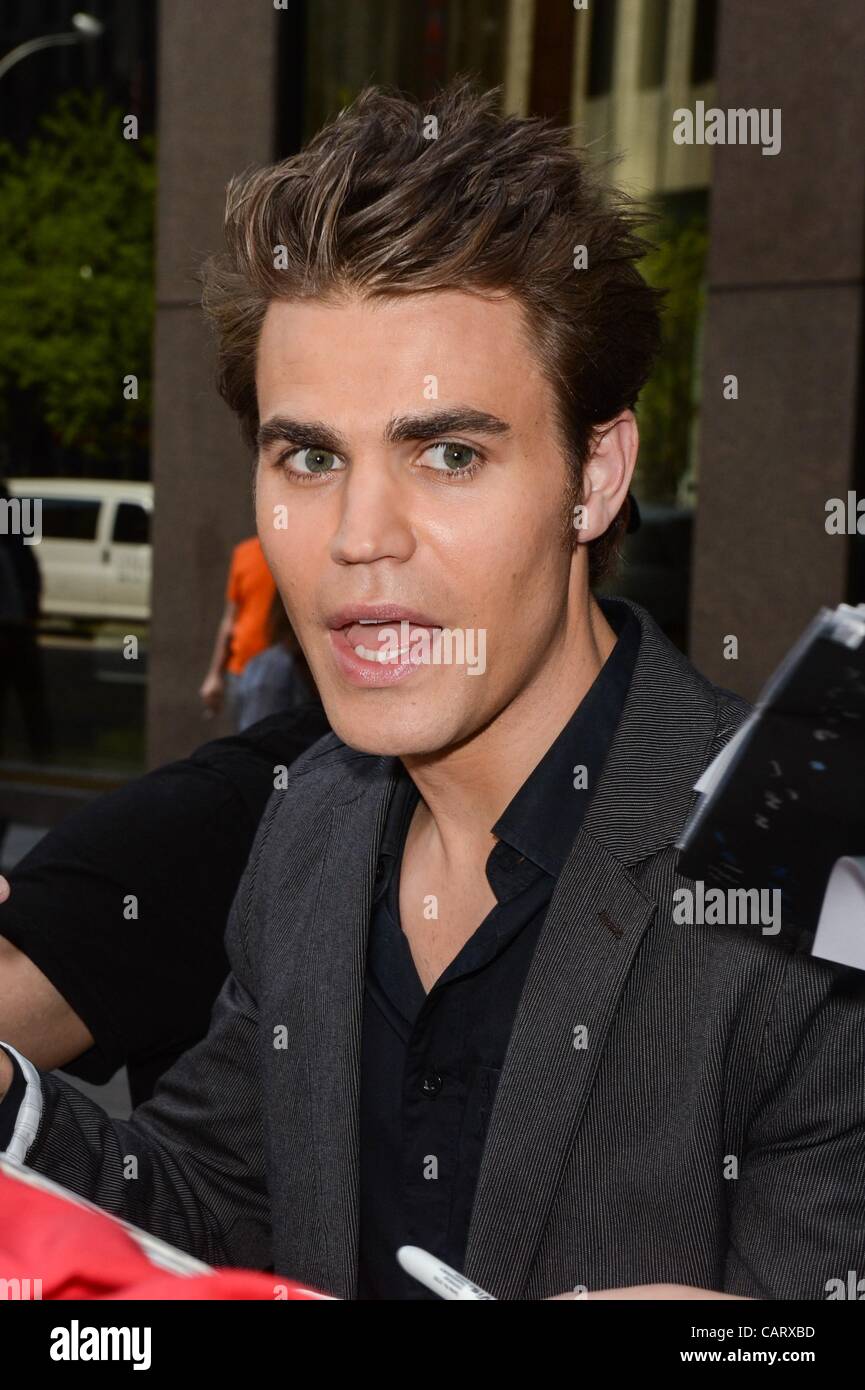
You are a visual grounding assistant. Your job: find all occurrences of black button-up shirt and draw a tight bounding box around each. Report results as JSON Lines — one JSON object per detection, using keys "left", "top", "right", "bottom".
{"left": 357, "top": 598, "right": 641, "bottom": 1298}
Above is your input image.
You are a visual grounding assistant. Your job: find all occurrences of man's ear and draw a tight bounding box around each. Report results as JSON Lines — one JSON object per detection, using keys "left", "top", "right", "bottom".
{"left": 572, "top": 411, "right": 639, "bottom": 544}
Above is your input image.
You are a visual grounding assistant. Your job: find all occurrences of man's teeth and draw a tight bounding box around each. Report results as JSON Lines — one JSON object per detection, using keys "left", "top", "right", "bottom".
{"left": 354, "top": 643, "right": 412, "bottom": 663}
{"left": 348, "top": 618, "right": 434, "bottom": 663}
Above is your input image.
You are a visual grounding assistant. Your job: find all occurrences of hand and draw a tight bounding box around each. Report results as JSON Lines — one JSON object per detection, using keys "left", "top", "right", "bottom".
{"left": 0, "top": 1047, "right": 13, "bottom": 1103}
{"left": 0, "top": 875, "right": 9, "bottom": 905}
{"left": 549, "top": 1283, "right": 750, "bottom": 1300}
{"left": 199, "top": 671, "right": 225, "bottom": 715}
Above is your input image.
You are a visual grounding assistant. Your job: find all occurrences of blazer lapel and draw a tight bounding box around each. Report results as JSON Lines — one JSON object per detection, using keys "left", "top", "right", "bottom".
{"left": 303, "top": 765, "right": 398, "bottom": 1300}
{"left": 461, "top": 831, "right": 656, "bottom": 1298}
{"left": 462, "top": 600, "right": 722, "bottom": 1297}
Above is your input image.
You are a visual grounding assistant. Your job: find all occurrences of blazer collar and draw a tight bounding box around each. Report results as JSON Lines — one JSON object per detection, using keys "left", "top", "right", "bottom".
{"left": 580, "top": 597, "right": 722, "bottom": 861}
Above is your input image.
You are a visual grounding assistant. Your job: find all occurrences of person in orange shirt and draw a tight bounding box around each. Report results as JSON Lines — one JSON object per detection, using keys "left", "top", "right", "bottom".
{"left": 199, "top": 536, "right": 276, "bottom": 725}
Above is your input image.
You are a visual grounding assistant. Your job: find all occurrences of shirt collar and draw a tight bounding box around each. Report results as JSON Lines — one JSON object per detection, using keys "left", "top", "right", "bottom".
{"left": 491, "top": 598, "right": 640, "bottom": 876}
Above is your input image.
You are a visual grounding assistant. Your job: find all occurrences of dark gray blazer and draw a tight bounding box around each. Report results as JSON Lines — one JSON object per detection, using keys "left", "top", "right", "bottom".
{"left": 15, "top": 599, "right": 865, "bottom": 1298}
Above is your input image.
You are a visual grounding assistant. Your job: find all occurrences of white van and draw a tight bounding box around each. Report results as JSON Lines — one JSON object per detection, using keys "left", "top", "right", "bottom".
{"left": 6, "top": 478, "right": 153, "bottom": 622}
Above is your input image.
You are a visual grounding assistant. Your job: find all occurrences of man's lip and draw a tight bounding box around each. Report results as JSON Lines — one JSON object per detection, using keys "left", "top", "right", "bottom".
{"left": 325, "top": 603, "right": 442, "bottom": 630}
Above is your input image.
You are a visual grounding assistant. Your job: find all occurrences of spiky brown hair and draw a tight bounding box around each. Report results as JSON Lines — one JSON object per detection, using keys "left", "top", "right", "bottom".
{"left": 200, "top": 78, "right": 663, "bottom": 581}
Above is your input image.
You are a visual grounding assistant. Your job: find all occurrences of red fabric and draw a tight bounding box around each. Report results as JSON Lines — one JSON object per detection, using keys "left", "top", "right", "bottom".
{"left": 0, "top": 1170, "right": 333, "bottom": 1300}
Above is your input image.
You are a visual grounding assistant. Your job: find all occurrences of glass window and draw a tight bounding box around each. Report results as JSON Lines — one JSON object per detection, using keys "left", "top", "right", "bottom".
{"left": 113, "top": 503, "right": 150, "bottom": 544}
{"left": 0, "top": 0, "right": 155, "bottom": 816}
{"left": 587, "top": 0, "right": 618, "bottom": 98}
{"left": 38, "top": 497, "right": 100, "bottom": 540}
{"left": 639, "top": 0, "right": 670, "bottom": 89}
{"left": 296, "top": 0, "right": 508, "bottom": 144}
{"left": 691, "top": 0, "right": 718, "bottom": 85}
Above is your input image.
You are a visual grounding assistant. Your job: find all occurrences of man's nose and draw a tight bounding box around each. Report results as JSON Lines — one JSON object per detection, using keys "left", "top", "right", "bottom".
{"left": 328, "top": 460, "right": 416, "bottom": 566}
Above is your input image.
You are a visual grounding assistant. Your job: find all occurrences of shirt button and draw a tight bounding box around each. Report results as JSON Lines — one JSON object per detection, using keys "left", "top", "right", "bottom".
{"left": 421, "top": 1072, "right": 443, "bottom": 1098}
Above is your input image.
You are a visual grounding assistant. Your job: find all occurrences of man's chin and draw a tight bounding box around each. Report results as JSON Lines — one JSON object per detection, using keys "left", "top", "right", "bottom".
{"left": 321, "top": 698, "right": 466, "bottom": 759}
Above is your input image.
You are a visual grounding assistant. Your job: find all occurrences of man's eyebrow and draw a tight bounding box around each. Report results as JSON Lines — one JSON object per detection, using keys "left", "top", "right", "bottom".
{"left": 384, "top": 408, "right": 511, "bottom": 444}
{"left": 256, "top": 416, "right": 350, "bottom": 455}
{"left": 255, "top": 407, "right": 512, "bottom": 455}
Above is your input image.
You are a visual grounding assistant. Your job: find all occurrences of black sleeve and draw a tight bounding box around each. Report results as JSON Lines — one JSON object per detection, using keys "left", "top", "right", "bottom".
{"left": 17, "top": 541, "right": 42, "bottom": 618}
{"left": 0, "top": 534, "right": 40, "bottom": 620}
{"left": 0, "top": 1046, "right": 26, "bottom": 1150}
{"left": 0, "top": 704, "right": 329, "bottom": 1091}
{"left": 17, "top": 883, "right": 274, "bottom": 1269}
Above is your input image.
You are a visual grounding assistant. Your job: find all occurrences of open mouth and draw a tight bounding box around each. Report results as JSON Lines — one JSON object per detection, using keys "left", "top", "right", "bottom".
{"left": 341, "top": 618, "right": 442, "bottom": 663}
{"left": 325, "top": 604, "right": 446, "bottom": 681}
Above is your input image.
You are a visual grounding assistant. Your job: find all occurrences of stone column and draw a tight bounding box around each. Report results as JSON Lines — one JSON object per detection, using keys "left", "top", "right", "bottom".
{"left": 690, "top": 0, "right": 865, "bottom": 696}
{"left": 147, "top": 0, "right": 279, "bottom": 765}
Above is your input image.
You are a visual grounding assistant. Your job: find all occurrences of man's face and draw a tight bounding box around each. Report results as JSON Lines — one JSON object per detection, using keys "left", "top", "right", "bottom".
{"left": 254, "top": 289, "right": 582, "bottom": 756}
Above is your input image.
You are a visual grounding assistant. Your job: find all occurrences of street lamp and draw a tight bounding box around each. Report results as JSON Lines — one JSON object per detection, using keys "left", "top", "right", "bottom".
{"left": 72, "top": 14, "right": 104, "bottom": 39}
{"left": 0, "top": 13, "right": 104, "bottom": 84}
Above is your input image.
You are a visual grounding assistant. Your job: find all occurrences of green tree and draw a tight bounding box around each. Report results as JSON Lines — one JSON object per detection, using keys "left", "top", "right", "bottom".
{"left": 636, "top": 210, "right": 708, "bottom": 505}
{"left": 0, "top": 89, "right": 155, "bottom": 466}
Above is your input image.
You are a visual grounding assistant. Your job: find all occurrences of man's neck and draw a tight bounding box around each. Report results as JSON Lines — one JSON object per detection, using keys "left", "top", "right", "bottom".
{"left": 400, "top": 594, "right": 619, "bottom": 869}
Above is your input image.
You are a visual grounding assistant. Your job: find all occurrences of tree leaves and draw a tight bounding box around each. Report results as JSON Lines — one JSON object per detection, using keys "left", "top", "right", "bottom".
{"left": 0, "top": 90, "right": 155, "bottom": 464}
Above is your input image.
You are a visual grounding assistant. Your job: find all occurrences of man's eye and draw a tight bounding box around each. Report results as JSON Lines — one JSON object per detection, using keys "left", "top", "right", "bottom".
{"left": 279, "top": 447, "right": 343, "bottom": 480}
{"left": 421, "top": 442, "right": 481, "bottom": 475}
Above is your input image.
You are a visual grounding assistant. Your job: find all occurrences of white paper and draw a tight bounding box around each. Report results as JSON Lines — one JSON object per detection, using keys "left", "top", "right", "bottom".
{"left": 812, "top": 857, "right": 865, "bottom": 971}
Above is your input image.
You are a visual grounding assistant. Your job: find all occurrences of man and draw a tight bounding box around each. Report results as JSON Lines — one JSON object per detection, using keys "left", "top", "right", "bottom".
{"left": 199, "top": 535, "right": 276, "bottom": 726}
{"left": 0, "top": 479, "right": 52, "bottom": 771}
{"left": 2, "top": 80, "right": 864, "bottom": 1301}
